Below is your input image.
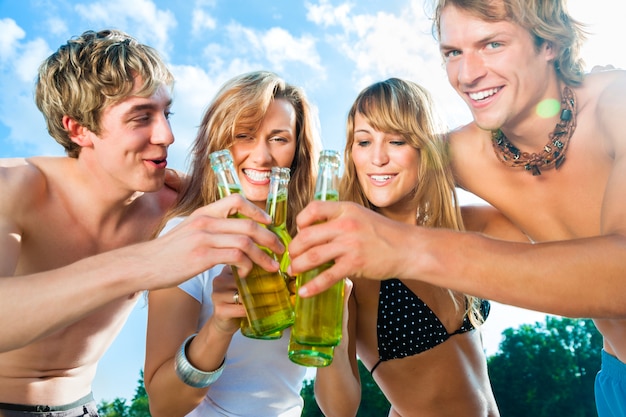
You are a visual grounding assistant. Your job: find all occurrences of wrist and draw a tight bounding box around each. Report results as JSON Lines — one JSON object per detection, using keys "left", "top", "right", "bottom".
{"left": 174, "top": 333, "right": 226, "bottom": 388}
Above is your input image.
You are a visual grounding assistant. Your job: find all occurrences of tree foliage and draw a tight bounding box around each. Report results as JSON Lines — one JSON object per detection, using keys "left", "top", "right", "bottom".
{"left": 97, "top": 371, "right": 150, "bottom": 417}
{"left": 97, "top": 317, "right": 602, "bottom": 416}
{"left": 488, "top": 317, "right": 602, "bottom": 417}
{"left": 300, "top": 359, "right": 391, "bottom": 416}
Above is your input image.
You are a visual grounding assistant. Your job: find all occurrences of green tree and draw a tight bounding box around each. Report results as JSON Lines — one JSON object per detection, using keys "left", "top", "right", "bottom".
{"left": 97, "top": 397, "right": 129, "bottom": 417}
{"left": 128, "top": 371, "right": 151, "bottom": 417}
{"left": 97, "top": 371, "right": 150, "bottom": 417}
{"left": 301, "top": 359, "right": 390, "bottom": 416}
{"left": 488, "top": 317, "right": 602, "bottom": 417}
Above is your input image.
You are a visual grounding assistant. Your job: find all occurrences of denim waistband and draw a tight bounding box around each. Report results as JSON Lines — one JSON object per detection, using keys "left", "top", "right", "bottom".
{"left": 0, "top": 392, "right": 94, "bottom": 412}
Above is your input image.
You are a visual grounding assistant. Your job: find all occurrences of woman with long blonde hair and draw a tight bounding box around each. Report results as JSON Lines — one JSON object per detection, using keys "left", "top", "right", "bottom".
{"left": 144, "top": 70, "right": 321, "bottom": 417}
{"left": 314, "top": 78, "right": 526, "bottom": 416}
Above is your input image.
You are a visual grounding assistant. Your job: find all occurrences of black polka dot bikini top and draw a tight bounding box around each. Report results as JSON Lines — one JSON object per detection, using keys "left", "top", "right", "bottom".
{"left": 370, "top": 278, "right": 490, "bottom": 374}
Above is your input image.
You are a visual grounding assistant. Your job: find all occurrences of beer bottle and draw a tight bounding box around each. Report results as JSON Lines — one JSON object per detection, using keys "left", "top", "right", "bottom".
{"left": 291, "top": 150, "right": 345, "bottom": 349}
{"left": 209, "top": 150, "right": 294, "bottom": 338}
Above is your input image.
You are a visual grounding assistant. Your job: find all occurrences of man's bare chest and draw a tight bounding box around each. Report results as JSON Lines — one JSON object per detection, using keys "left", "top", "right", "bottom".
{"left": 16, "top": 202, "right": 156, "bottom": 274}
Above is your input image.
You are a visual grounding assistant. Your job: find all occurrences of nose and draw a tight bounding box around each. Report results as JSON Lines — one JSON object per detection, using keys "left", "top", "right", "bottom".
{"left": 457, "top": 51, "right": 487, "bottom": 86}
{"left": 152, "top": 114, "right": 175, "bottom": 146}
{"left": 250, "top": 139, "right": 273, "bottom": 165}
{"left": 371, "top": 142, "right": 389, "bottom": 167}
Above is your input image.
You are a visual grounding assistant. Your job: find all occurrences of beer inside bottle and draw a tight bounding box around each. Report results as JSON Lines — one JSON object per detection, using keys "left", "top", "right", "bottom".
{"left": 241, "top": 176, "right": 292, "bottom": 339}
{"left": 209, "top": 151, "right": 294, "bottom": 337}
{"left": 292, "top": 150, "right": 344, "bottom": 347}
{"left": 288, "top": 330, "right": 335, "bottom": 367}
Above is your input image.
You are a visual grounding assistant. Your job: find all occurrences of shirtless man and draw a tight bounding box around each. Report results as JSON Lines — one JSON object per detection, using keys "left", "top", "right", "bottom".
{"left": 0, "top": 29, "right": 281, "bottom": 416}
{"left": 288, "top": 1, "right": 626, "bottom": 415}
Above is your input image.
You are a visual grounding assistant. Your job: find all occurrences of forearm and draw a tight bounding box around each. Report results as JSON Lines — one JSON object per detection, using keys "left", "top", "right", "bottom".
{"left": 413, "top": 229, "right": 626, "bottom": 318}
{"left": 146, "top": 321, "right": 233, "bottom": 417}
{"left": 0, "top": 245, "right": 150, "bottom": 352}
{"left": 314, "top": 344, "right": 360, "bottom": 416}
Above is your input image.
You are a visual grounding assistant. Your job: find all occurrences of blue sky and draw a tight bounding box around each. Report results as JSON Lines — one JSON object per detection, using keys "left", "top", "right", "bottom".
{"left": 1, "top": 0, "right": 624, "bottom": 403}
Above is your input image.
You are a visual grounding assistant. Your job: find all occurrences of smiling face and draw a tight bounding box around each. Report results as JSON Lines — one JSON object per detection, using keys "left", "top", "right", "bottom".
{"left": 351, "top": 112, "right": 420, "bottom": 223}
{"left": 438, "top": 4, "right": 556, "bottom": 132}
{"left": 230, "top": 98, "right": 297, "bottom": 208}
{"left": 76, "top": 81, "right": 174, "bottom": 193}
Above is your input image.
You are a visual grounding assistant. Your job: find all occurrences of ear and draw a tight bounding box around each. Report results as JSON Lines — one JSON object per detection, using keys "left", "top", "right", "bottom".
{"left": 543, "top": 40, "right": 557, "bottom": 62}
{"left": 63, "top": 116, "right": 93, "bottom": 148}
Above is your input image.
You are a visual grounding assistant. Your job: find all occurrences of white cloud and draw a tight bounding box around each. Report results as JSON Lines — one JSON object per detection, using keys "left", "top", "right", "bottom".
{"left": 209, "top": 22, "right": 325, "bottom": 78}
{"left": 46, "top": 17, "right": 68, "bottom": 37}
{"left": 191, "top": 8, "right": 217, "bottom": 37}
{"left": 306, "top": 0, "right": 352, "bottom": 27}
{"left": 0, "top": 18, "right": 25, "bottom": 62}
{"left": 73, "top": 0, "right": 177, "bottom": 56}
{"left": 261, "top": 28, "right": 324, "bottom": 74}
{"left": 14, "top": 38, "right": 50, "bottom": 83}
{"left": 306, "top": 0, "right": 471, "bottom": 128}
{"left": 0, "top": 25, "right": 56, "bottom": 155}
{"left": 568, "top": 3, "right": 626, "bottom": 70}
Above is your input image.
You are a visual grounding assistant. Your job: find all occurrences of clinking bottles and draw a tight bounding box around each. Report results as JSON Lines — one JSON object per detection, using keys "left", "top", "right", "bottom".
{"left": 240, "top": 167, "right": 290, "bottom": 339}
{"left": 209, "top": 150, "right": 294, "bottom": 338}
{"left": 291, "top": 150, "right": 345, "bottom": 352}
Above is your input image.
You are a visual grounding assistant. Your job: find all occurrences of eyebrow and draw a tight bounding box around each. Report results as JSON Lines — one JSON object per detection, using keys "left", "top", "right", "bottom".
{"left": 439, "top": 32, "right": 501, "bottom": 52}
{"left": 268, "top": 128, "right": 294, "bottom": 136}
{"left": 127, "top": 99, "right": 173, "bottom": 114}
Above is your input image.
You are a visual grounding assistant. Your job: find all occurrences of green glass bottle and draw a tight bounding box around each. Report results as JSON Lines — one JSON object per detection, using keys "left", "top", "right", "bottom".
{"left": 240, "top": 167, "right": 291, "bottom": 340}
{"left": 292, "top": 150, "right": 345, "bottom": 348}
{"left": 209, "top": 150, "right": 294, "bottom": 338}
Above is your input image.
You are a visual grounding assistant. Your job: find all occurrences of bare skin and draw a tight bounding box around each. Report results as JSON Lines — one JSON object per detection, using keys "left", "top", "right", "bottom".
{"left": 316, "top": 278, "right": 500, "bottom": 417}
{"left": 312, "top": 110, "right": 530, "bottom": 416}
{"left": 288, "top": 4, "right": 626, "bottom": 369}
{"left": 0, "top": 90, "right": 282, "bottom": 405}
{"left": 144, "top": 98, "right": 300, "bottom": 417}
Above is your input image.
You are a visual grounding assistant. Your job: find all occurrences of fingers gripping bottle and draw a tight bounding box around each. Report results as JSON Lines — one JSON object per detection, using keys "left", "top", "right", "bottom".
{"left": 240, "top": 167, "right": 291, "bottom": 339}
{"left": 209, "top": 150, "right": 294, "bottom": 338}
{"left": 292, "top": 150, "right": 345, "bottom": 349}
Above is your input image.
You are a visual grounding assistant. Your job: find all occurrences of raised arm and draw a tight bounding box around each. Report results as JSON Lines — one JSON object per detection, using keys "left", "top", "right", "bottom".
{"left": 0, "top": 178, "right": 282, "bottom": 353}
{"left": 144, "top": 266, "right": 243, "bottom": 417}
{"left": 288, "top": 196, "right": 626, "bottom": 318}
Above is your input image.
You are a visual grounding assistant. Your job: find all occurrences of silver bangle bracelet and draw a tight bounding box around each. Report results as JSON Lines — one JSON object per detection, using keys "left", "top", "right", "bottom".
{"left": 174, "top": 333, "right": 226, "bottom": 388}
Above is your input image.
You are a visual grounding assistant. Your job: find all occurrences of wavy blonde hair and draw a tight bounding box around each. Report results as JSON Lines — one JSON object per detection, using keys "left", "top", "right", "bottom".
{"left": 341, "top": 78, "right": 484, "bottom": 327}
{"left": 159, "top": 71, "right": 321, "bottom": 237}
{"left": 35, "top": 29, "right": 174, "bottom": 157}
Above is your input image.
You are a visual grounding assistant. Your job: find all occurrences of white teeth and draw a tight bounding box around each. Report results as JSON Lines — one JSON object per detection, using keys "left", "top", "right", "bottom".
{"left": 371, "top": 175, "right": 392, "bottom": 181}
{"left": 469, "top": 88, "right": 499, "bottom": 101}
{"left": 243, "top": 169, "right": 270, "bottom": 181}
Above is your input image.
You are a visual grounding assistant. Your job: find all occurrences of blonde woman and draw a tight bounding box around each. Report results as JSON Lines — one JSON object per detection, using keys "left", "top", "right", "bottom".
{"left": 144, "top": 71, "right": 321, "bottom": 417}
{"left": 313, "top": 78, "right": 527, "bottom": 416}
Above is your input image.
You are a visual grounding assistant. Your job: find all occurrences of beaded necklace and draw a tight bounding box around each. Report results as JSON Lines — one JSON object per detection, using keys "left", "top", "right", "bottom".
{"left": 491, "top": 86, "right": 577, "bottom": 176}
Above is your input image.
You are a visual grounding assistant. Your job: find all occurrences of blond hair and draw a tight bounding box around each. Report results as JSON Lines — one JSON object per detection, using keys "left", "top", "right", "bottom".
{"left": 35, "top": 29, "right": 174, "bottom": 157}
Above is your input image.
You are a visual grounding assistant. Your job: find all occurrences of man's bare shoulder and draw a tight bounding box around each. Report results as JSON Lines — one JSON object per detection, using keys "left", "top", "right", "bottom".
{"left": 580, "top": 69, "right": 626, "bottom": 107}
{"left": 580, "top": 70, "right": 626, "bottom": 155}
{"left": 0, "top": 158, "right": 48, "bottom": 200}
{"left": 0, "top": 158, "right": 28, "bottom": 167}
{"left": 0, "top": 157, "right": 73, "bottom": 210}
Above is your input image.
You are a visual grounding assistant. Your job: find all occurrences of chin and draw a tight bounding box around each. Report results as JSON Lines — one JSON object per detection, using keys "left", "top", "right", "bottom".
{"left": 139, "top": 179, "right": 165, "bottom": 193}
